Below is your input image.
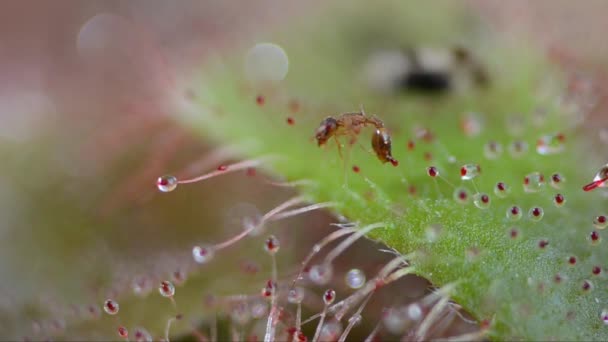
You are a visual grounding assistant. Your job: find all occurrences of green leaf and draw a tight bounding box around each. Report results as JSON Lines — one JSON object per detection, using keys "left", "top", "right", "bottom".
{"left": 179, "top": 1, "right": 608, "bottom": 340}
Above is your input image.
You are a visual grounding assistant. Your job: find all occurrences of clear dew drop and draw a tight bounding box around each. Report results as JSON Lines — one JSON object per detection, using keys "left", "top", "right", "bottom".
{"left": 528, "top": 207, "right": 544, "bottom": 222}
{"left": 264, "top": 235, "right": 280, "bottom": 255}
{"left": 453, "top": 187, "right": 470, "bottom": 204}
{"left": 536, "top": 133, "right": 565, "bottom": 155}
{"left": 494, "top": 182, "right": 511, "bottom": 198}
{"left": 117, "top": 326, "right": 128, "bottom": 338}
{"left": 594, "top": 215, "right": 608, "bottom": 229}
{"left": 460, "top": 164, "right": 481, "bottom": 180}
{"left": 523, "top": 172, "right": 545, "bottom": 193}
{"left": 192, "top": 245, "right": 215, "bottom": 264}
{"left": 288, "top": 287, "right": 305, "bottom": 304}
{"left": 245, "top": 42, "right": 289, "bottom": 82}
{"left": 589, "top": 230, "right": 602, "bottom": 246}
{"left": 506, "top": 206, "right": 522, "bottom": 221}
{"left": 133, "top": 327, "right": 153, "bottom": 342}
{"left": 553, "top": 194, "right": 566, "bottom": 207}
{"left": 473, "top": 193, "right": 491, "bottom": 209}
{"left": 156, "top": 175, "right": 178, "bottom": 192}
{"left": 76, "top": 13, "right": 134, "bottom": 62}
{"left": 407, "top": 303, "right": 423, "bottom": 321}
{"left": 484, "top": 141, "right": 503, "bottom": 160}
{"left": 158, "top": 280, "right": 175, "bottom": 297}
{"left": 309, "top": 263, "right": 333, "bottom": 285}
{"left": 550, "top": 173, "right": 566, "bottom": 189}
{"left": 323, "top": 289, "right": 336, "bottom": 305}
{"left": 601, "top": 309, "right": 608, "bottom": 325}
{"left": 508, "top": 140, "right": 529, "bottom": 158}
{"left": 345, "top": 269, "right": 366, "bottom": 289}
{"left": 262, "top": 280, "right": 277, "bottom": 298}
{"left": 103, "top": 299, "right": 119, "bottom": 315}
{"left": 582, "top": 280, "right": 594, "bottom": 292}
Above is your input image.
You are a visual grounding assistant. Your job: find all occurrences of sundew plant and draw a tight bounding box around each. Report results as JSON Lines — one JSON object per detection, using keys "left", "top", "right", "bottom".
{"left": 5, "top": 1, "right": 608, "bottom": 341}
{"left": 174, "top": 1, "right": 608, "bottom": 340}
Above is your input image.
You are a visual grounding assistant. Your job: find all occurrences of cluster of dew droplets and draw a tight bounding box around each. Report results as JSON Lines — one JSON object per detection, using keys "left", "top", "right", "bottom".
{"left": 146, "top": 40, "right": 608, "bottom": 341}
{"left": 459, "top": 163, "right": 493, "bottom": 210}
{"left": 263, "top": 235, "right": 280, "bottom": 342}
{"left": 91, "top": 155, "right": 345, "bottom": 342}
{"left": 42, "top": 20, "right": 608, "bottom": 341}
{"left": 101, "top": 299, "right": 131, "bottom": 340}
{"left": 251, "top": 219, "right": 480, "bottom": 342}
{"left": 409, "top": 99, "right": 608, "bottom": 332}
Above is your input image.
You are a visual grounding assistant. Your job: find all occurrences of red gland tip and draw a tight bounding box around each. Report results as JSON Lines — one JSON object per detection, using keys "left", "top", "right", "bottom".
{"left": 583, "top": 179, "right": 604, "bottom": 192}
{"left": 256, "top": 95, "right": 265, "bottom": 106}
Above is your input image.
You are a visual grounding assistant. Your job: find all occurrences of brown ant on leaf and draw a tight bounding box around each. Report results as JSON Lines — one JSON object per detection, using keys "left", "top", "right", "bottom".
{"left": 315, "top": 108, "right": 398, "bottom": 166}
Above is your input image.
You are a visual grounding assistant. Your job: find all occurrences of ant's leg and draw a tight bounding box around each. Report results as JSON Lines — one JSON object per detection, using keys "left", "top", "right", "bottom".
{"left": 356, "top": 139, "right": 375, "bottom": 157}
{"left": 340, "top": 136, "right": 354, "bottom": 187}
{"left": 333, "top": 136, "right": 344, "bottom": 159}
{"left": 348, "top": 126, "right": 362, "bottom": 146}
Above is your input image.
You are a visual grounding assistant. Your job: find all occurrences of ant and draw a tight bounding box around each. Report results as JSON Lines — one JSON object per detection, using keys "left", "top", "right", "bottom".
{"left": 314, "top": 108, "right": 398, "bottom": 166}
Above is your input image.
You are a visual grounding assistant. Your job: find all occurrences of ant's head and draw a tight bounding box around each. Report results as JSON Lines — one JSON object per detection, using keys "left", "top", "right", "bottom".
{"left": 315, "top": 117, "right": 338, "bottom": 146}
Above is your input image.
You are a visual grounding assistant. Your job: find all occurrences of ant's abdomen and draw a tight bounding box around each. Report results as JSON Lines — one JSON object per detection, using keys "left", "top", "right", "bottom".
{"left": 372, "top": 128, "right": 398, "bottom": 166}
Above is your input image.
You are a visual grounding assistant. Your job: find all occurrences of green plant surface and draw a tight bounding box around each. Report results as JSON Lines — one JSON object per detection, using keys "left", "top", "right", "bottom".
{"left": 178, "top": 1, "right": 608, "bottom": 340}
